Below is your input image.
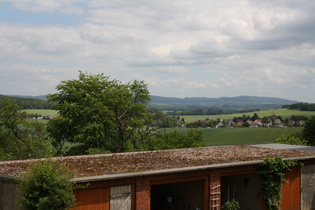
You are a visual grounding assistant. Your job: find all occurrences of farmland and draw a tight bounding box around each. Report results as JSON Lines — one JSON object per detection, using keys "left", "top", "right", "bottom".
{"left": 165, "top": 127, "right": 303, "bottom": 146}
{"left": 24, "top": 109, "right": 58, "bottom": 116}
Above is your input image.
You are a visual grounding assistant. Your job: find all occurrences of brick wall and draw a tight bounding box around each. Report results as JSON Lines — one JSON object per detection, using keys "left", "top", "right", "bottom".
{"left": 136, "top": 177, "right": 150, "bottom": 210}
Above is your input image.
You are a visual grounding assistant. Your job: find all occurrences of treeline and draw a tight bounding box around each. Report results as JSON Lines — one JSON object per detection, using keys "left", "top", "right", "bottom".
{"left": 175, "top": 107, "right": 225, "bottom": 115}
{"left": 283, "top": 102, "right": 315, "bottom": 111}
{"left": 0, "top": 94, "right": 53, "bottom": 109}
{"left": 168, "top": 107, "right": 259, "bottom": 116}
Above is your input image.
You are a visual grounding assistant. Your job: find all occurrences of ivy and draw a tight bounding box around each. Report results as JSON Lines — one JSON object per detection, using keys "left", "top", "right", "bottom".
{"left": 258, "top": 157, "right": 300, "bottom": 210}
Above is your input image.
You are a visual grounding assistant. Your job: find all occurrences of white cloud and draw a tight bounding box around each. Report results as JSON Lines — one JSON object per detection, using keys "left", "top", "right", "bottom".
{"left": 1, "top": 0, "right": 315, "bottom": 102}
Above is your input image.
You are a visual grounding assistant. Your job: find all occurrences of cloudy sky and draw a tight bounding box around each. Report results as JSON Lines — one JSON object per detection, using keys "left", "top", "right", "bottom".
{"left": 1, "top": 0, "right": 315, "bottom": 102}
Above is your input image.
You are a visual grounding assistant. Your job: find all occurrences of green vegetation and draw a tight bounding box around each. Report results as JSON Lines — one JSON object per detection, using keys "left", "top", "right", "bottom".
{"left": 283, "top": 102, "right": 315, "bottom": 111}
{"left": 274, "top": 130, "right": 308, "bottom": 145}
{"left": 179, "top": 109, "right": 315, "bottom": 123}
{"left": 272, "top": 116, "right": 315, "bottom": 146}
{"left": 145, "top": 129, "right": 205, "bottom": 150}
{"left": 0, "top": 100, "right": 52, "bottom": 160}
{"left": 47, "top": 71, "right": 152, "bottom": 154}
{"left": 19, "top": 159, "right": 77, "bottom": 210}
{"left": 259, "top": 157, "right": 300, "bottom": 210}
{"left": 24, "top": 109, "right": 58, "bottom": 116}
{"left": 163, "top": 127, "right": 303, "bottom": 146}
{"left": 0, "top": 94, "right": 52, "bottom": 109}
{"left": 303, "top": 115, "right": 315, "bottom": 145}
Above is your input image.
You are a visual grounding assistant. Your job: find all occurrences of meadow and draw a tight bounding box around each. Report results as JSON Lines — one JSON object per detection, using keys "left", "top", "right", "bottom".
{"left": 24, "top": 109, "right": 58, "bottom": 116}
{"left": 166, "top": 127, "right": 303, "bottom": 146}
{"left": 179, "top": 109, "right": 315, "bottom": 123}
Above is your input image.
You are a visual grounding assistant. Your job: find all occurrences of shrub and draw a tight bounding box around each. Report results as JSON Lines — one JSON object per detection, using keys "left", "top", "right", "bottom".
{"left": 274, "top": 130, "right": 307, "bottom": 145}
{"left": 19, "top": 159, "right": 76, "bottom": 210}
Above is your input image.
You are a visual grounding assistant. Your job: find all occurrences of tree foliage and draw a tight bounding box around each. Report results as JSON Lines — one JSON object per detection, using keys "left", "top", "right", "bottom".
{"left": 0, "top": 100, "right": 52, "bottom": 160}
{"left": 19, "top": 160, "right": 76, "bottom": 210}
{"left": 47, "top": 71, "right": 151, "bottom": 154}
{"left": 303, "top": 115, "right": 315, "bottom": 145}
{"left": 146, "top": 129, "right": 205, "bottom": 150}
{"left": 283, "top": 102, "right": 315, "bottom": 111}
{"left": 274, "top": 130, "right": 307, "bottom": 145}
{"left": 0, "top": 94, "right": 52, "bottom": 109}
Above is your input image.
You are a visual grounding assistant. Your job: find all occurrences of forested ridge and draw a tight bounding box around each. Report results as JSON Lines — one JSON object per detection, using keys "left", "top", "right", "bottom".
{"left": 1, "top": 93, "right": 300, "bottom": 111}
{"left": 283, "top": 102, "right": 315, "bottom": 111}
{"left": 0, "top": 94, "right": 52, "bottom": 109}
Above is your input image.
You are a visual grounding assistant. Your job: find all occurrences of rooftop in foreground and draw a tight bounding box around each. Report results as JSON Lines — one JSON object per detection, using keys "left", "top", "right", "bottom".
{"left": 1, "top": 144, "right": 315, "bottom": 179}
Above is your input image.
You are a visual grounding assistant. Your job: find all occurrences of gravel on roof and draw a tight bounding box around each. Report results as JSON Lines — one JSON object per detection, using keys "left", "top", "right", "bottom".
{"left": 1, "top": 145, "right": 315, "bottom": 178}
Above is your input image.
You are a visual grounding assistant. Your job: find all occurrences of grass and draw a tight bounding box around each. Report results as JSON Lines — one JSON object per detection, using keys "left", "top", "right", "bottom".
{"left": 165, "top": 127, "right": 303, "bottom": 146}
{"left": 179, "top": 109, "right": 315, "bottom": 123}
{"left": 23, "top": 109, "right": 58, "bottom": 116}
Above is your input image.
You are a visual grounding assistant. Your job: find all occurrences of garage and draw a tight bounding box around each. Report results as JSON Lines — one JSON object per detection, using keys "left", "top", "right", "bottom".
{"left": 221, "top": 173, "right": 264, "bottom": 210}
{"left": 150, "top": 178, "right": 206, "bottom": 210}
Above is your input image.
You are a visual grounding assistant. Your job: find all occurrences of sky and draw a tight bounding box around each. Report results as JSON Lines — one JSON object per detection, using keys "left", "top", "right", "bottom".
{"left": 1, "top": 0, "right": 315, "bottom": 102}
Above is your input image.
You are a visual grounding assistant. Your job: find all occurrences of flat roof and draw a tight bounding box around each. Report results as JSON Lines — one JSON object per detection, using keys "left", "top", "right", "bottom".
{"left": 1, "top": 144, "right": 315, "bottom": 180}
{"left": 251, "top": 143, "right": 315, "bottom": 151}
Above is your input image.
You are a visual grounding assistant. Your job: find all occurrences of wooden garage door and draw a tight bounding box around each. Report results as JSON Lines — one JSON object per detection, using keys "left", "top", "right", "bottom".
{"left": 280, "top": 166, "right": 301, "bottom": 210}
{"left": 110, "top": 185, "right": 132, "bottom": 210}
{"left": 73, "top": 187, "right": 110, "bottom": 210}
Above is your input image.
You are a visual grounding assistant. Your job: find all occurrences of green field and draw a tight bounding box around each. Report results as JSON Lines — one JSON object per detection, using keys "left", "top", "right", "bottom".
{"left": 166, "top": 127, "right": 303, "bottom": 146}
{"left": 179, "top": 109, "right": 315, "bottom": 123}
{"left": 24, "top": 109, "right": 58, "bottom": 116}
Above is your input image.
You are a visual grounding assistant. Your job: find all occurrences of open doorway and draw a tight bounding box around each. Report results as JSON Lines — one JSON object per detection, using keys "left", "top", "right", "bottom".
{"left": 221, "top": 173, "right": 263, "bottom": 210}
{"left": 151, "top": 179, "right": 205, "bottom": 210}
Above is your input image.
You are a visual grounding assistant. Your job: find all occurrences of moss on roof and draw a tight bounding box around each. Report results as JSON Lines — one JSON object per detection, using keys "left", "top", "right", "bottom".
{"left": 1, "top": 145, "right": 315, "bottom": 178}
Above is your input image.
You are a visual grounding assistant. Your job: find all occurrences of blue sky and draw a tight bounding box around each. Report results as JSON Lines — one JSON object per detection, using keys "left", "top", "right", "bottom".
{"left": 1, "top": 0, "right": 315, "bottom": 102}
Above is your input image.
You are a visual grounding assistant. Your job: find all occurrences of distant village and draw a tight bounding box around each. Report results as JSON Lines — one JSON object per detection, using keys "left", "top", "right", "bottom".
{"left": 184, "top": 115, "right": 306, "bottom": 128}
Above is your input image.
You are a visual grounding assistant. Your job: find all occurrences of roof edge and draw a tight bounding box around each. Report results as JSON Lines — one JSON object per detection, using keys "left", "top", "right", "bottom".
{"left": 71, "top": 155, "right": 315, "bottom": 183}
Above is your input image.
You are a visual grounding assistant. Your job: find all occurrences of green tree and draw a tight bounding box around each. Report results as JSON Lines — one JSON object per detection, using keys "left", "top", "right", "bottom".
{"left": 19, "top": 160, "right": 76, "bottom": 210}
{"left": 47, "top": 71, "right": 151, "bottom": 153}
{"left": 0, "top": 100, "right": 51, "bottom": 160}
{"left": 251, "top": 113, "right": 260, "bottom": 121}
{"left": 147, "top": 129, "right": 205, "bottom": 150}
{"left": 303, "top": 115, "right": 315, "bottom": 145}
{"left": 274, "top": 130, "right": 307, "bottom": 145}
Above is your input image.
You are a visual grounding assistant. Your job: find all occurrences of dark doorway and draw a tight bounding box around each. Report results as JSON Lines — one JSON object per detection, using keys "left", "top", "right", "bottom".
{"left": 221, "top": 173, "right": 263, "bottom": 210}
{"left": 151, "top": 179, "right": 204, "bottom": 210}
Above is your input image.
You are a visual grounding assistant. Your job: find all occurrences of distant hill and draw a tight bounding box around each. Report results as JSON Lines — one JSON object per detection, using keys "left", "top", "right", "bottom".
{"left": 149, "top": 95, "right": 298, "bottom": 110}
{"left": 2, "top": 94, "right": 298, "bottom": 111}
{"left": 0, "top": 94, "right": 52, "bottom": 109}
{"left": 150, "top": 95, "right": 297, "bottom": 105}
{"left": 8, "top": 95, "right": 48, "bottom": 100}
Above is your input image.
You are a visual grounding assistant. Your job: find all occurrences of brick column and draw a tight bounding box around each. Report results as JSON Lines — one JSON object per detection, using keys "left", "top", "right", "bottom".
{"left": 209, "top": 170, "right": 221, "bottom": 210}
{"left": 136, "top": 178, "right": 150, "bottom": 210}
